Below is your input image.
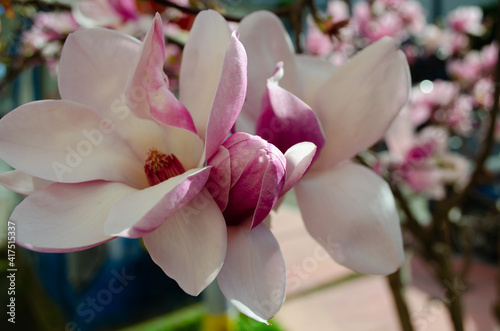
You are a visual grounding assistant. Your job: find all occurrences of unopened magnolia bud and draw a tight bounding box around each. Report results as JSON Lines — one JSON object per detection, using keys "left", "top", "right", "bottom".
{"left": 207, "top": 132, "right": 286, "bottom": 230}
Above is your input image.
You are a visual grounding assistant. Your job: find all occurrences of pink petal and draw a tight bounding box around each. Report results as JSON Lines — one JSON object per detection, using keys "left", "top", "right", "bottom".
{"left": 203, "top": 31, "right": 247, "bottom": 161}
{"left": 12, "top": 181, "right": 136, "bottom": 253}
{"left": 0, "top": 100, "right": 146, "bottom": 187}
{"left": 225, "top": 148, "right": 285, "bottom": 230}
{"left": 104, "top": 167, "right": 211, "bottom": 238}
{"left": 313, "top": 37, "right": 411, "bottom": 170}
{"left": 108, "top": 0, "right": 139, "bottom": 20}
{"left": 256, "top": 63, "right": 325, "bottom": 158}
{"left": 217, "top": 224, "right": 286, "bottom": 323}
{"left": 238, "top": 11, "right": 299, "bottom": 128}
{"left": 282, "top": 142, "right": 317, "bottom": 194}
{"left": 143, "top": 191, "right": 227, "bottom": 296}
{"left": 126, "top": 14, "right": 196, "bottom": 132}
{"left": 179, "top": 10, "right": 231, "bottom": 140}
{"left": 218, "top": 133, "right": 286, "bottom": 230}
{"left": 295, "top": 163, "right": 405, "bottom": 275}
{"left": 205, "top": 146, "right": 231, "bottom": 211}
{"left": 58, "top": 26, "right": 141, "bottom": 116}
{"left": 0, "top": 170, "right": 53, "bottom": 196}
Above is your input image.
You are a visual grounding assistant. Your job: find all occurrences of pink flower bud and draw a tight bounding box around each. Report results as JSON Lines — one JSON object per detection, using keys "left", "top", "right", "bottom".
{"left": 207, "top": 132, "right": 286, "bottom": 230}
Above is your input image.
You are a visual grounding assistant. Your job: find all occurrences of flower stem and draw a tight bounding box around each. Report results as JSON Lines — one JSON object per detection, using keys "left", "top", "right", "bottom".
{"left": 387, "top": 269, "right": 415, "bottom": 331}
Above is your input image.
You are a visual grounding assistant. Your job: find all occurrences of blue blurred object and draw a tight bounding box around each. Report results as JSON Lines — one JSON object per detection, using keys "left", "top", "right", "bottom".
{"left": 28, "top": 238, "right": 199, "bottom": 331}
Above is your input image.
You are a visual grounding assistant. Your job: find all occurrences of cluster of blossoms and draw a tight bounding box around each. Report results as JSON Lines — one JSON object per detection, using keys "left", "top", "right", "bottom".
{"left": 18, "top": 0, "right": 191, "bottom": 76}
{"left": 0, "top": 2, "right": 411, "bottom": 324}
{"left": 305, "top": 0, "right": 498, "bottom": 200}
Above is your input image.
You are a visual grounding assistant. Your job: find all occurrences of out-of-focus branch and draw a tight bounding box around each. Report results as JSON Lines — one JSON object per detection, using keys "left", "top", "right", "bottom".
{"left": 0, "top": 51, "right": 41, "bottom": 95}
{"left": 152, "top": 0, "right": 242, "bottom": 21}
{"left": 9, "top": 0, "right": 71, "bottom": 10}
{"left": 387, "top": 269, "right": 415, "bottom": 331}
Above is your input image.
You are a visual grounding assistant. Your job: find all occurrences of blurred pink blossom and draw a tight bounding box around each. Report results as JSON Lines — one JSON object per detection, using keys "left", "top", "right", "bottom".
{"left": 352, "top": 0, "right": 426, "bottom": 45}
{"left": 22, "top": 12, "right": 79, "bottom": 53}
{"left": 385, "top": 113, "right": 470, "bottom": 199}
{"left": 408, "top": 80, "right": 460, "bottom": 125}
{"left": 447, "top": 6, "right": 485, "bottom": 36}
{"left": 473, "top": 77, "right": 495, "bottom": 109}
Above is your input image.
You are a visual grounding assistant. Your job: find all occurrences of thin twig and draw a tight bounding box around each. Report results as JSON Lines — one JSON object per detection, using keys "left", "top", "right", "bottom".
{"left": 152, "top": 0, "right": 242, "bottom": 21}
{"left": 10, "top": 0, "right": 70, "bottom": 10}
{"left": 387, "top": 269, "right": 415, "bottom": 331}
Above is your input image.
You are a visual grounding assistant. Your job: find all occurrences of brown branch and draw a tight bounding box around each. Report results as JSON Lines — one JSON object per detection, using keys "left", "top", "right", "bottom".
{"left": 151, "top": 0, "right": 243, "bottom": 21}
{"left": 10, "top": 0, "right": 70, "bottom": 10}
{"left": 387, "top": 269, "right": 415, "bottom": 331}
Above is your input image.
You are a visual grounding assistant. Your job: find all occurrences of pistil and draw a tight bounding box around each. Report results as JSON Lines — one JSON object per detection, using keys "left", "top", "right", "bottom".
{"left": 144, "top": 149, "right": 185, "bottom": 186}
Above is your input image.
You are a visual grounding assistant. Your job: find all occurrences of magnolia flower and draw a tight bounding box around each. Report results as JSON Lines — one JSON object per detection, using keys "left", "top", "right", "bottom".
{"left": 447, "top": 6, "right": 485, "bottom": 36}
{"left": 473, "top": 77, "right": 494, "bottom": 109}
{"left": 408, "top": 80, "right": 460, "bottom": 125}
{"left": 304, "top": 0, "right": 355, "bottom": 65}
{"left": 353, "top": 1, "right": 405, "bottom": 44}
{"left": 0, "top": 10, "right": 247, "bottom": 301}
{"left": 21, "top": 11, "right": 80, "bottom": 69}
{"left": 1, "top": 10, "right": 318, "bottom": 323}
{"left": 417, "top": 25, "right": 469, "bottom": 57}
{"left": 385, "top": 111, "right": 469, "bottom": 199}
{"left": 351, "top": 0, "right": 425, "bottom": 45}
{"left": 236, "top": 11, "right": 409, "bottom": 275}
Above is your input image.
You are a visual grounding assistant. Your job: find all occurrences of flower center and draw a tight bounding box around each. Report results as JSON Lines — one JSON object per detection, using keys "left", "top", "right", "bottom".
{"left": 144, "top": 149, "right": 185, "bottom": 186}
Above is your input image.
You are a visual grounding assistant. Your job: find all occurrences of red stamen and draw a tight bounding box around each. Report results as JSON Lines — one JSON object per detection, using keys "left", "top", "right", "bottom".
{"left": 144, "top": 149, "right": 185, "bottom": 186}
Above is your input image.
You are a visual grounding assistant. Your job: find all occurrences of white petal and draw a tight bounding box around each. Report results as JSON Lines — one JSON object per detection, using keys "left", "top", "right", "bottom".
{"left": 282, "top": 142, "right": 317, "bottom": 194}
{"left": 0, "top": 170, "right": 53, "bottom": 195}
{"left": 144, "top": 191, "right": 227, "bottom": 296}
{"left": 12, "top": 181, "right": 136, "bottom": 252}
{"left": 238, "top": 11, "right": 299, "bottom": 129}
{"left": 104, "top": 167, "right": 211, "bottom": 238}
{"left": 0, "top": 100, "right": 146, "bottom": 187}
{"left": 218, "top": 224, "right": 286, "bottom": 323}
{"left": 313, "top": 37, "right": 411, "bottom": 170}
{"left": 294, "top": 54, "right": 337, "bottom": 107}
{"left": 179, "top": 10, "right": 231, "bottom": 138}
{"left": 59, "top": 27, "right": 141, "bottom": 115}
{"left": 295, "top": 163, "right": 405, "bottom": 275}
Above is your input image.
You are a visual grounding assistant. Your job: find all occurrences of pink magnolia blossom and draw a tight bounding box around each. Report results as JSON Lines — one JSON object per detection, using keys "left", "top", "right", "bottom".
{"left": 0, "top": 11, "right": 317, "bottom": 323}
{"left": 304, "top": 0, "right": 355, "bottom": 65}
{"left": 385, "top": 111, "right": 469, "bottom": 199}
{"left": 447, "top": 6, "right": 485, "bottom": 36}
{"left": 21, "top": 11, "right": 80, "bottom": 68}
{"left": 353, "top": 1, "right": 405, "bottom": 44}
{"left": 447, "top": 50, "right": 483, "bottom": 84}
{"left": 0, "top": 9, "right": 248, "bottom": 303}
{"left": 408, "top": 80, "right": 460, "bottom": 125}
{"left": 473, "top": 77, "right": 495, "bottom": 109}
{"left": 352, "top": 0, "right": 426, "bottom": 45}
{"left": 438, "top": 94, "right": 474, "bottom": 134}
{"left": 480, "top": 42, "right": 499, "bottom": 73}
{"left": 418, "top": 24, "right": 469, "bottom": 58}
{"left": 398, "top": 0, "right": 426, "bottom": 35}
{"left": 72, "top": 0, "right": 144, "bottom": 31}
{"left": 236, "top": 11, "right": 409, "bottom": 275}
